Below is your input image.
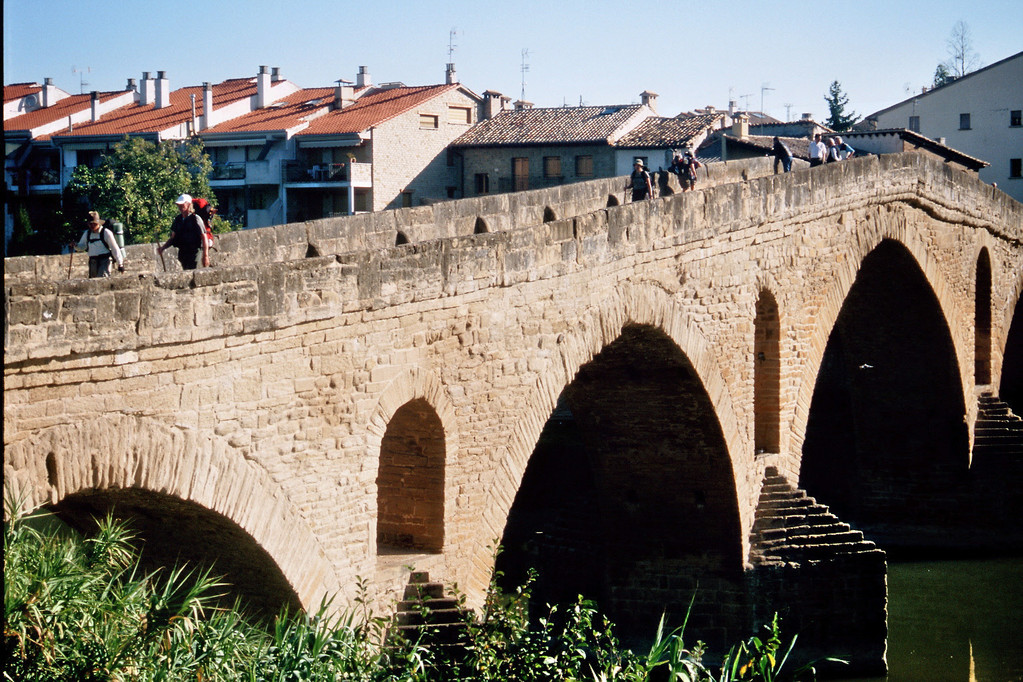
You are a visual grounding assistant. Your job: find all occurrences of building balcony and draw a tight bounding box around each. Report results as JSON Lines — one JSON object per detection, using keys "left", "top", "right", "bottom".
{"left": 282, "top": 161, "right": 372, "bottom": 187}
{"left": 210, "top": 163, "right": 247, "bottom": 181}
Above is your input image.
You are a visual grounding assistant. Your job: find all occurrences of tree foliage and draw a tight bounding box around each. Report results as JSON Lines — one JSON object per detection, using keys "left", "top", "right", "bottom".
{"left": 932, "top": 62, "right": 955, "bottom": 89}
{"left": 823, "top": 81, "right": 859, "bottom": 132}
{"left": 62, "top": 136, "right": 222, "bottom": 246}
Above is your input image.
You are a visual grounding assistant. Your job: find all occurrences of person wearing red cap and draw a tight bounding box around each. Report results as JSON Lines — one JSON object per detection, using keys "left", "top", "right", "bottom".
{"left": 157, "top": 194, "right": 209, "bottom": 270}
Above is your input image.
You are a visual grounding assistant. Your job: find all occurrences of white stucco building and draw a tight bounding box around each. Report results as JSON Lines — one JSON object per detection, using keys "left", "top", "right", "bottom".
{"left": 865, "top": 51, "right": 1022, "bottom": 204}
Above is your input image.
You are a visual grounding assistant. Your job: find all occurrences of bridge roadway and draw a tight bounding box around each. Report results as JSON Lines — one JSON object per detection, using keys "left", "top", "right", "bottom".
{"left": 5, "top": 153, "right": 1023, "bottom": 671}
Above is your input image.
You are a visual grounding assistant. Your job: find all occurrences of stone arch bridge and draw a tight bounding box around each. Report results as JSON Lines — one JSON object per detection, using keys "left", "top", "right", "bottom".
{"left": 5, "top": 153, "right": 1023, "bottom": 672}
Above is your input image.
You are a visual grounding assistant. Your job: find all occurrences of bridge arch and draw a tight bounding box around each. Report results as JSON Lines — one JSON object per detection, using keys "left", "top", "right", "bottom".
{"left": 365, "top": 368, "right": 458, "bottom": 554}
{"left": 754, "top": 288, "right": 781, "bottom": 455}
{"left": 790, "top": 212, "right": 971, "bottom": 459}
{"left": 799, "top": 236, "right": 969, "bottom": 536}
{"left": 3, "top": 414, "right": 340, "bottom": 615}
{"left": 476, "top": 282, "right": 747, "bottom": 635}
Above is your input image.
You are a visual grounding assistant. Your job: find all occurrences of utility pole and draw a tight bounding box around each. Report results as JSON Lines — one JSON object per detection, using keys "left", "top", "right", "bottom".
{"left": 784, "top": 103, "right": 793, "bottom": 122}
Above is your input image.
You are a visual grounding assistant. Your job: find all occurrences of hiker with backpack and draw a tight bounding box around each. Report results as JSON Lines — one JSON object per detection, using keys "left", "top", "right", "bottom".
{"left": 157, "top": 194, "right": 209, "bottom": 270}
{"left": 192, "top": 197, "right": 217, "bottom": 251}
{"left": 626, "top": 159, "right": 653, "bottom": 201}
{"left": 677, "top": 149, "right": 700, "bottom": 191}
{"left": 74, "top": 211, "right": 125, "bottom": 278}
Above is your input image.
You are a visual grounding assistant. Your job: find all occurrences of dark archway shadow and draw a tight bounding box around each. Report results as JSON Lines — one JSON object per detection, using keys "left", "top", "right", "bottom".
{"left": 473, "top": 217, "right": 489, "bottom": 234}
{"left": 497, "top": 323, "right": 742, "bottom": 650}
{"left": 543, "top": 206, "right": 557, "bottom": 223}
{"left": 395, "top": 231, "right": 410, "bottom": 246}
{"left": 1001, "top": 295, "right": 1023, "bottom": 414}
{"left": 800, "top": 239, "right": 969, "bottom": 551}
{"left": 50, "top": 489, "right": 302, "bottom": 623}
{"left": 975, "top": 248, "right": 992, "bottom": 385}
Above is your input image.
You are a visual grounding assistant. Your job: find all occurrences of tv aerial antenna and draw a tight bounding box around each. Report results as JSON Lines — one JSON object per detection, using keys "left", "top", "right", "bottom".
{"left": 784, "top": 103, "right": 793, "bottom": 122}
{"left": 448, "top": 27, "right": 459, "bottom": 62}
{"left": 760, "top": 83, "right": 775, "bottom": 115}
{"left": 72, "top": 65, "right": 91, "bottom": 94}
{"left": 520, "top": 48, "right": 530, "bottom": 101}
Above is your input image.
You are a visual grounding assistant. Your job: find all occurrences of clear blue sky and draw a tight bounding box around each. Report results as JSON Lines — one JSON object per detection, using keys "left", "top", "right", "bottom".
{"left": 4, "top": 0, "right": 1021, "bottom": 122}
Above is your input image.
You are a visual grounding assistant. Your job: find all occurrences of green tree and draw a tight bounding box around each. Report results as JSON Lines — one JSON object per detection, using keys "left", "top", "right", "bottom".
{"left": 62, "top": 136, "right": 224, "bottom": 246}
{"left": 823, "top": 80, "right": 859, "bottom": 132}
{"left": 932, "top": 62, "right": 955, "bottom": 88}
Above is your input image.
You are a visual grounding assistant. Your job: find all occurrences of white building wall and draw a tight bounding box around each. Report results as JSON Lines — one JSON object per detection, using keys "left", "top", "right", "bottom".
{"left": 870, "top": 53, "right": 1023, "bottom": 203}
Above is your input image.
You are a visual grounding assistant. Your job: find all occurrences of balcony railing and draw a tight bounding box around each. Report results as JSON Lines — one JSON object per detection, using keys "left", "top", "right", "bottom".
{"left": 210, "top": 163, "right": 246, "bottom": 181}
{"left": 282, "top": 161, "right": 372, "bottom": 186}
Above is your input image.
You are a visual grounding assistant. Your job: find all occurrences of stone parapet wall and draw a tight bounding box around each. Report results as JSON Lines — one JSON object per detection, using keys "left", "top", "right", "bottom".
{"left": 3, "top": 157, "right": 784, "bottom": 282}
{"left": 6, "top": 154, "right": 1020, "bottom": 363}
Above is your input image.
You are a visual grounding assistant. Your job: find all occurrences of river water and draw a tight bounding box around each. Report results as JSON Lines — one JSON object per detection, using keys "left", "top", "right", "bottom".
{"left": 842, "top": 557, "right": 1023, "bottom": 682}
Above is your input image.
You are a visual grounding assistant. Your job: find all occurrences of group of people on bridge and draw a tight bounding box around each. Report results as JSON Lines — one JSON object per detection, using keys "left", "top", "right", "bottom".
{"left": 75, "top": 194, "right": 216, "bottom": 278}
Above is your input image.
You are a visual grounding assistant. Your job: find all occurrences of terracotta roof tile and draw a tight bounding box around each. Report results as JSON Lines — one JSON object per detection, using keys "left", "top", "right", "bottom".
{"left": 615, "top": 112, "right": 725, "bottom": 148}
{"left": 54, "top": 78, "right": 258, "bottom": 138}
{"left": 450, "top": 104, "right": 647, "bottom": 147}
{"left": 203, "top": 87, "right": 335, "bottom": 134}
{"left": 297, "top": 84, "right": 459, "bottom": 136}
{"left": 4, "top": 91, "right": 129, "bottom": 133}
{"left": 4, "top": 83, "right": 42, "bottom": 103}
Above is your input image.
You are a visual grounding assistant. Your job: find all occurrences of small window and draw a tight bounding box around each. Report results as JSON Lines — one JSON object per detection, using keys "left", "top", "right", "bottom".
{"left": 1011, "top": 110, "right": 1022, "bottom": 127}
{"left": 1010, "top": 159, "right": 1022, "bottom": 179}
{"left": 543, "top": 156, "right": 561, "bottom": 179}
{"left": 959, "top": 113, "right": 971, "bottom": 130}
{"left": 575, "top": 155, "right": 594, "bottom": 178}
{"left": 448, "top": 106, "right": 472, "bottom": 124}
{"left": 446, "top": 186, "right": 457, "bottom": 198}
{"left": 419, "top": 113, "right": 439, "bottom": 129}
{"left": 401, "top": 190, "right": 414, "bottom": 207}
{"left": 474, "top": 173, "right": 490, "bottom": 194}
{"left": 909, "top": 115, "right": 920, "bottom": 132}
{"left": 446, "top": 148, "right": 457, "bottom": 167}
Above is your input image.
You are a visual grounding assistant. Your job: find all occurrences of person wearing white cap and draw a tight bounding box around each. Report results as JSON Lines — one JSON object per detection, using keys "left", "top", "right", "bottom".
{"left": 157, "top": 193, "right": 209, "bottom": 270}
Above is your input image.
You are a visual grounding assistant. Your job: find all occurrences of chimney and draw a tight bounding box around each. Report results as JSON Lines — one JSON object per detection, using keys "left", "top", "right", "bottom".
{"left": 728, "top": 100, "right": 737, "bottom": 116}
{"left": 445, "top": 63, "right": 457, "bottom": 85}
{"left": 356, "top": 66, "right": 371, "bottom": 88}
{"left": 271, "top": 66, "right": 282, "bottom": 82}
{"left": 731, "top": 113, "right": 749, "bottom": 138}
{"left": 514, "top": 100, "right": 533, "bottom": 110}
{"left": 482, "top": 90, "right": 505, "bottom": 119}
{"left": 333, "top": 80, "right": 355, "bottom": 110}
{"left": 42, "top": 77, "right": 58, "bottom": 107}
{"left": 202, "top": 82, "right": 214, "bottom": 129}
{"left": 155, "top": 71, "right": 170, "bottom": 108}
{"left": 257, "top": 65, "right": 271, "bottom": 107}
{"left": 640, "top": 90, "right": 658, "bottom": 115}
{"left": 141, "top": 72, "right": 155, "bottom": 105}
{"left": 90, "top": 91, "right": 100, "bottom": 122}
{"left": 126, "top": 77, "right": 137, "bottom": 92}
{"left": 801, "top": 112, "right": 812, "bottom": 120}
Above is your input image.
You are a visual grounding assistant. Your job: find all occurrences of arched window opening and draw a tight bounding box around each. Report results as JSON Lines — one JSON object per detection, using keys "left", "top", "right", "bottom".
{"left": 377, "top": 398, "right": 445, "bottom": 553}
{"left": 754, "top": 290, "right": 781, "bottom": 454}
{"left": 474, "top": 217, "right": 489, "bottom": 234}
{"left": 395, "top": 231, "right": 410, "bottom": 246}
{"left": 975, "top": 249, "right": 992, "bottom": 385}
{"left": 606, "top": 195, "right": 620, "bottom": 207}
{"left": 543, "top": 206, "right": 557, "bottom": 223}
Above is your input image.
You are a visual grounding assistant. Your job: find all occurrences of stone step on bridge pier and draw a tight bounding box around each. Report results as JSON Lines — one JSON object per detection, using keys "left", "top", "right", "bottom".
{"left": 5, "top": 153, "right": 1023, "bottom": 674}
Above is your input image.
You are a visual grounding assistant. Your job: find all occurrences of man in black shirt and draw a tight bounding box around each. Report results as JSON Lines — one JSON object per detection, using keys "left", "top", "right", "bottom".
{"left": 158, "top": 194, "right": 209, "bottom": 270}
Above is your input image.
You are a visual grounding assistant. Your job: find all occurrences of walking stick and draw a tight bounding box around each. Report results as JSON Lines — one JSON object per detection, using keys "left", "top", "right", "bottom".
{"left": 67, "top": 247, "right": 74, "bottom": 279}
{"left": 157, "top": 244, "right": 166, "bottom": 272}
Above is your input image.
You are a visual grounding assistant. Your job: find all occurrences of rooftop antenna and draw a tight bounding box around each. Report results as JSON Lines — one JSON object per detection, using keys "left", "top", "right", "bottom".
{"left": 72, "top": 65, "right": 91, "bottom": 94}
{"left": 448, "top": 27, "right": 459, "bottom": 62}
{"left": 760, "top": 83, "right": 775, "bottom": 115}
{"left": 520, "top": 48, "right": 530, "bottom": 101}
{"left": 740, "top": 93, "right": 753, "bottom": 112}
{"left": 784, "top": 103, "right": 793, "bottom": 122}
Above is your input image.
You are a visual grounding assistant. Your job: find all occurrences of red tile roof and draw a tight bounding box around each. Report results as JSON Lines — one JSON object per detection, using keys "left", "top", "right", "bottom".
{"left": 203, "top": 87, "right": 335, "bottom": 134}
{"left": 54, "top": 78, "right": 258, "bottom": 138}
{"left": 4, "top": 83, "right": 42, "bottom": 103}
{"left": 297, "top": 84, "right": 459, "bottom": 136}
{"left": 615, "top": 112, "right": 725, "bottom": 148}
{"left": 4, "top": 91, "right": 130, "bottom": 133}
{"left": 450, "top": 103, "right": 647, "bottom": 147}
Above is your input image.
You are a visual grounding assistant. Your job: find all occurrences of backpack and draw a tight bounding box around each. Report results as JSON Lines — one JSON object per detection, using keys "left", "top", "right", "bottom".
{"left": 192, "top": 198, "right": 216, "bottom": 248}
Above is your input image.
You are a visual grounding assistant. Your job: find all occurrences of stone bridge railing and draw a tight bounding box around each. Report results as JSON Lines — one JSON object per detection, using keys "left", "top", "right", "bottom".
{"left": 6, "top": 153, "right": 1020, "bottom": 363}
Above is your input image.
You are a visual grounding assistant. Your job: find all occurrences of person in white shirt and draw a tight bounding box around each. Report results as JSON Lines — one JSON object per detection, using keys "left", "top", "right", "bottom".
{"left": 808, "top": 134, "right": 826, "bottom": 167}
{"left": 75, "top": 211, "right": 125, "bottom": 277}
